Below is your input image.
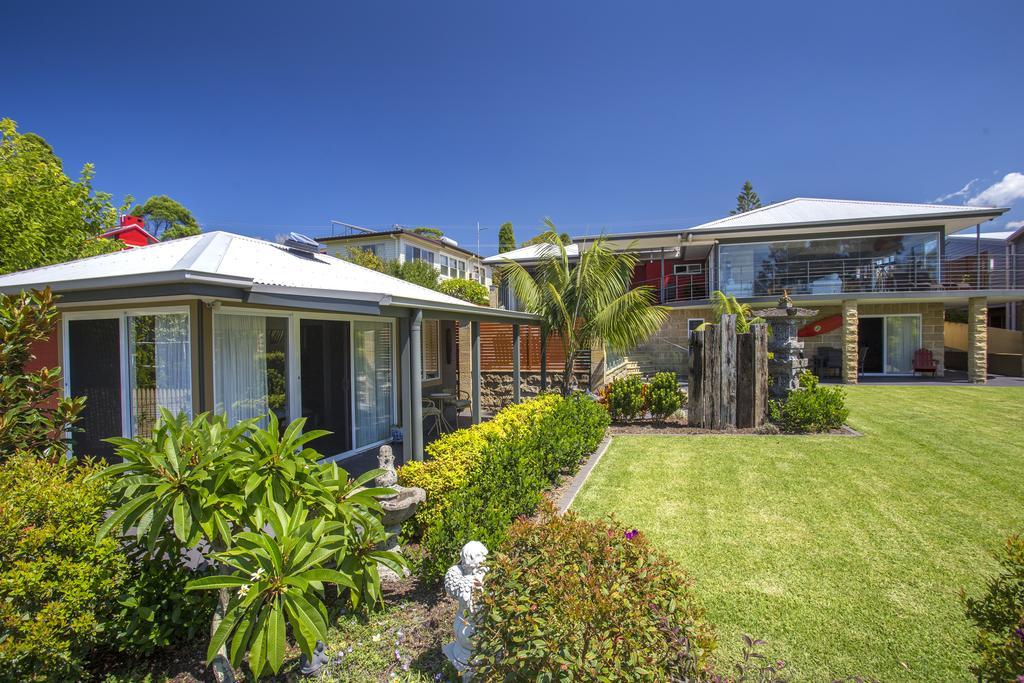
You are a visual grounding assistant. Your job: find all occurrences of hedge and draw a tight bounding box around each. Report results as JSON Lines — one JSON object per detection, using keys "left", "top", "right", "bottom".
{"left": 402, "top": 392, "right": 609, "bottom": 581}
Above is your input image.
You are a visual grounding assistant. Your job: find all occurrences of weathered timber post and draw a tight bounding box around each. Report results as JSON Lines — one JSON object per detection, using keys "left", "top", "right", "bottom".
{"left": 687, "top": 315, "right": 767, "bottom": 430}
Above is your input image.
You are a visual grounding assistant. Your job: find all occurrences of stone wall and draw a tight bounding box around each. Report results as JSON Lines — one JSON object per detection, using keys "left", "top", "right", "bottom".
{"left": 480, "top": 370, "right": 590, "bottom": 413}
{"left": 968, "top": 297, "right": 988, "bottom": 383}
{"left": 627, "top": 308, "right": 713, "bottom": 378}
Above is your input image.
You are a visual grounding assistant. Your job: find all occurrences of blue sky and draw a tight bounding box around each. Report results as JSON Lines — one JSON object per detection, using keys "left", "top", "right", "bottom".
{"left": 3, "top": 0, "right": 1022, "bottom": 252}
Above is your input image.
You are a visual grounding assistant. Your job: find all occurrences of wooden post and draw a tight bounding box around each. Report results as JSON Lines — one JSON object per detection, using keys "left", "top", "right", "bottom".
{"left": 511, "top": 323, "right": 521, "bottom": 404}
{"left": 719, "top": 314, "right": 737, "bottom": 429}
{"left": 736, "top": 323, "right": 768, "bottom": 428}
{"left": 688, "top": 327, "right": 704, "bottom": 427}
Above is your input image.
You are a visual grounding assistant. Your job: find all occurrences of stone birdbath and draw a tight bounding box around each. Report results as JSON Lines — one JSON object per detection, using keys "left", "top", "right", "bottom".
{"left": 373, "top": 445, "right": 425, "bottom": 579}
{"left": 758, "top": 290, "right": 819, "bottom": 399}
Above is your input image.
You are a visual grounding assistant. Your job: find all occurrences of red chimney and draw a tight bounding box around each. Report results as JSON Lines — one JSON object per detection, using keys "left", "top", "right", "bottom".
{"left": 119, "top": 215, "right": 145, "bottom": 229}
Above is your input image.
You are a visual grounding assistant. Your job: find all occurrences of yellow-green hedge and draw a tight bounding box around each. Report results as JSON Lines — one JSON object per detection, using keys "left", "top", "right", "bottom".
{"left": 397, "top": 394, "right": 561, "bottom": 534}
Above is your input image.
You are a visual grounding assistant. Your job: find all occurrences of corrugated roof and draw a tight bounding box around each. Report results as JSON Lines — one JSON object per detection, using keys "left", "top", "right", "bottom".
{"left": 0, "top": 231, "right": 486, "bottom": 310}
{"left": 687, "top": 197, "right": 1007, "bottom": 231}
{"left": 482, "top": 242, "right": 579, "bottom": 264}
{"left": 947, "top": 230, "right": 1014, "bottom": 241}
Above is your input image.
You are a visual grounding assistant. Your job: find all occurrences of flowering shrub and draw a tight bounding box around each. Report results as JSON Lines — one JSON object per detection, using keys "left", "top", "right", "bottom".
{"left": 964, "top": 532, "right": 1024, "bottom": 681}
{"left": 472, "top": 506, "right": 717, "bottom": 680}
{"left": 416, "top": 393, "right": 608, "bottom": 580}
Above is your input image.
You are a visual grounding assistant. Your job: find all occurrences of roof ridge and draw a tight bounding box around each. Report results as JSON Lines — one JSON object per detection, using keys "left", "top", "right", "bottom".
{"left": 0, "top": 231, "right": 203, "bottom": 278}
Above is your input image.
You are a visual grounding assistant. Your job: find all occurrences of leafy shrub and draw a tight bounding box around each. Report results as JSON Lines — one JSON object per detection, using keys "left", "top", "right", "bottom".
{"left": 386, "top": 258, "right": 440, "bottom": 290}
{"left": 97, "top": 411, "right": 405, "bottom": 680}
{"left": 438, "top": 277, "right": 489, "bottom": 306}
{"left": 646, "top": 371, "right": 684, "bottom": 420}
{"left": 414, "top": 393, "right": 608, "bottom": 580}
{"left": 0, "top": 288, "right": 84, "bottom": 461}
{"left": 771, "top": 384, "right": 849, "bottom": 433}
{"left": 472, "top": 506, "right": 717, "bottom": 680}
{"left": 345, "top": 246, "right": 386, "bottom": 272}
{"left": 398, "top": 394, "right": 561, "bottom": 535}
{"left": 606, "top": 375, "right": 645, "bottom": 421}
{"left": 110, "top": 546, "right": 217, "bottom": 656}
{"left": 0, "top": 455, "right": 129, "bottom": 681}
{"left": 964, "top": 532, "right": 1024, "bottom": 681}
{"left": 797, "top": 369, "right": 819, "bottom": 389}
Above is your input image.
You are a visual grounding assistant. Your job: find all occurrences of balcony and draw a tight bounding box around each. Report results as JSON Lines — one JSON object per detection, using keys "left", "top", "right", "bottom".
{"left": 634, "top": 254, "right": 1024, "bottom": 304}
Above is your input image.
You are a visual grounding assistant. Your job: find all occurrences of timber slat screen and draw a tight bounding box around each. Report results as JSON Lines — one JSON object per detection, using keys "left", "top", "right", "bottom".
{"left": 478, "top": 323, "right": 590, "bottom": 372}
{"left": 688, "top": 315, "right": 768, "bottom": 429}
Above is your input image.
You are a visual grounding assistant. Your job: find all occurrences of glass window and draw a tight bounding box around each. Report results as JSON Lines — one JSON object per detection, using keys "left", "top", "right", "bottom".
{"left": 438, "top": 254, "right": 450, "bottom": 276}
{"left": 422, "top": 319, "right": 440, "bottom": 381}
{"left": 718, "top": 232, "right": 940, "bottom": 297}
{"left": 127, "top": 313, "right": 192, "bottom": 438}
{"left": 67, "top": 318, "right": 122, "bottom": 461}
{"left": 456, "top": 260, "right": 466, "bottom": 279}
{"left": 687, "top": 318, "right": 704, "bottom": 332}
{"left": 405, "top": 245, "right": 435, "bottom": 265}
{"left": 353, "top": 321, "right": 394, "bottom": 448}
{"left": 214, "top": 313, "right": 289, "bottom": 425}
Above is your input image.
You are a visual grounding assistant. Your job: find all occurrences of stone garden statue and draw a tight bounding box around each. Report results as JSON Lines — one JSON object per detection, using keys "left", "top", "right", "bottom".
{"left": 372, "top": 445, "right": 425, "bottom": 580}
{"left": 443, "top": 541, "right": 489, "bottom": 680}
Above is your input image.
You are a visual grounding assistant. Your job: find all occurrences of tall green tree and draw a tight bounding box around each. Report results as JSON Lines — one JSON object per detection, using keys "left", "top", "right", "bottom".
{"left": 498, "top": 222, "right": 516, "bottom": 253}
{"left": 503, "top": 220, "right": 668, "bottom": 395}
{"left": 131, "top": 195, "right": 201, "bottom": 240}
{"left": 730, "top": 180, "right": 762, "bottom": 215}
{"left": 0, "top": 118, "right": 127, "bottom": 275}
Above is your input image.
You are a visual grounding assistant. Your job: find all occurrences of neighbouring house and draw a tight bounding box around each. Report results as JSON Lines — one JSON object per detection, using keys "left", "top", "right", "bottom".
{"left": 0, "top": 231, "right": 536, "bottom": 465}
{"left": 98, "top": 215, "right": 159, "bottom": 248}
{"left": 318, "top": 225, "right": 494, "bottom": 289}
{"left": 487, "top": 198, "right": 1023, "bottom": 384}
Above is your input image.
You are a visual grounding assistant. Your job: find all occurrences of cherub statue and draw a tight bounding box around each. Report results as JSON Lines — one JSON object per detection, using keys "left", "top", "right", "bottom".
{"left": 442, "top": 541, "right": 489, "bottom": 679}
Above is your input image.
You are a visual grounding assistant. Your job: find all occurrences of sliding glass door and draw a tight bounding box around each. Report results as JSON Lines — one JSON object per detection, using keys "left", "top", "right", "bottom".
{"left": 353, "top": 321, "right": 394, "bottom": 449}
{"left": 66, "top": 309, "right": 193, "bottom": 460}
{"left": 884, "top": 315, "right": 921, "bottom": 374}
{"left": 300, "top": 319, "right": 351, "bottom": 454}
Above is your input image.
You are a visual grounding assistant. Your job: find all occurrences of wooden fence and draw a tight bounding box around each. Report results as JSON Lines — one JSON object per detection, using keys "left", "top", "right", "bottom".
{"left": 688, "top": 315, "right": 768, "bottom": 429}
{"left": 477, "top": 323, "right": 590, "bottom": 372}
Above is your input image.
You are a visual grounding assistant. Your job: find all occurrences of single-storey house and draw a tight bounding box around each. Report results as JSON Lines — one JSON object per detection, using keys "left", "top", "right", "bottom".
{"left": 0, "top": 231, "right": 536, "bottom": 463}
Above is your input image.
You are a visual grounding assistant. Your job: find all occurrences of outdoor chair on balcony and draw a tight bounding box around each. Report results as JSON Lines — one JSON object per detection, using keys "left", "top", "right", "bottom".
{"left": 422, "top": 398, "right": 446, "bottom": 439}
{"left": 912, "top": 348, "right": 938, "bottom": 376}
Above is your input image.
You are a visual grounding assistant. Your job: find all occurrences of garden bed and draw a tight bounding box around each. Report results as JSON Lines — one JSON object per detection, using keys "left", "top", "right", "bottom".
{"left": 608, "top": 415, "right": 859, "bottom": 436}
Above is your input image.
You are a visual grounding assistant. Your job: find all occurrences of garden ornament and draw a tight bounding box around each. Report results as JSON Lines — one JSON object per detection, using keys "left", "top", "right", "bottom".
{"left": 442, "top": 541, "right": 489, "bottom": 680}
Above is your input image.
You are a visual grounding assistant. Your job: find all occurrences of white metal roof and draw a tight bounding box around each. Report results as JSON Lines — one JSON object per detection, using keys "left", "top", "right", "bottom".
{"left": 686, "top": 197, "right": 1007, "bottom": 232}
{"left": 482, "top": 242, "right": 579, "bottom": 264}
{"left": 947, "top": 230, "right": 1014, "bottom": 241}
{"left": 0, "top": 231, "right": 509, "bottom": 315}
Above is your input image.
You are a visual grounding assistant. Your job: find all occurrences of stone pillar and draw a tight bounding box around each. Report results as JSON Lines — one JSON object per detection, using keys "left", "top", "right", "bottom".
{"left": 968, "top": 297, "right": 988, "bottom": 384}
{"left": 458, "top": 322, "right": 472, "bottom": 399}
{"left": 589, "top": 338, "right": 605, "bottom": 392}
{"left": 841, "top": 300, "right": 859, "bottom": 384}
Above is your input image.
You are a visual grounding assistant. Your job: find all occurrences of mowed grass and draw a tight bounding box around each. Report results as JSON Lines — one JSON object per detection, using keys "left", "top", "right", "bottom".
{"left": 571, "top": 386, "right": 1024, "bottom": 682}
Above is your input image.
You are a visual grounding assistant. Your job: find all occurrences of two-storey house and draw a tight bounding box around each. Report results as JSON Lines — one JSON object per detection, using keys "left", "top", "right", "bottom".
{"left": 318, "top": 227, "right": 493, "bottom": 288}
{"left": 487, "top": 198, "right": 1022, "bottom": 384}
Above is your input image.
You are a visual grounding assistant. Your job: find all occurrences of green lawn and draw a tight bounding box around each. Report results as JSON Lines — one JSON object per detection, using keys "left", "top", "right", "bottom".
{"left": 571, "top": 386, "right": 1024, "bottom": 682}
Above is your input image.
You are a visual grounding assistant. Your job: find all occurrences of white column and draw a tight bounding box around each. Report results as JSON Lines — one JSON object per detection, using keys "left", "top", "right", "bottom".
{"left": 410, "top": 310, "right": 424, "bottom": 460}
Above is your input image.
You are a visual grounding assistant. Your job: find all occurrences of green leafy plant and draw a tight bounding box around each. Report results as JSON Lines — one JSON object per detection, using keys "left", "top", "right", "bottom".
{"left": 503, "top": 224, "right": 668, "bottom": 395}
{"left": 0, "top": 288, "right": 85, "bottom": 462}
{"left": 95, "top": 410, "right": 405, "bottom": 682}
{"left": 416, "top": 393, "right": 608, "bottom": 581}
{"left": 770, "top": 383, "right": 848, "bottom": 434}
{"left": 697, "top": 290, "right": 767, "bottom": 334}
{"left": 963, "top": 532, "right": 1024, "bottom": 681}
{"left": 0, "top": 455, "right": 128, "bottom": 681}
{"left": 385, "top": 258, "right": 440, "bottom": 290}
{"left": 437, "top": 277, "right": 489, "bottom": 305}
{"left": 645, "top": 371, "right": 684, "bottom": 420}
{"left": 797, "top": 369, "right": 819, "bottom": 389}
{"left": 344, "top": 246, "right": 386, "bottom": 273}
{"left": 606, "top": 375, "right": 645, "bottom": 421}
{"left": 472, "top": 505, "right": 717, "bottom": 680}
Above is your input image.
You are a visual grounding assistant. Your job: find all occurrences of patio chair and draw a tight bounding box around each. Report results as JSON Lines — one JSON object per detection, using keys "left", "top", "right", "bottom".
{"left": 858, "top": 346, "right": 869, "bottom": 377}
{"left": 422, "top": 399, "right": 446, "bottom": 439}
{"left": 912, "top": 348, "right": 938, "bottom": 376}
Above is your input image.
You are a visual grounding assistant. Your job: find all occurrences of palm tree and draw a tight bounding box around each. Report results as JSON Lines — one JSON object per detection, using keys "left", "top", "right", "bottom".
{"left": 697, "top": 290, "right": 767, "bottom": 333}
{"left": 503, "top": 220, "right": 669, "bottom": 395}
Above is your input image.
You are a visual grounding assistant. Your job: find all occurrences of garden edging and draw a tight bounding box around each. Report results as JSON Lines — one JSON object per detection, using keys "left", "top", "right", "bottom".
{"left": 556, "top": 435, "right": 612, "bottom": 514}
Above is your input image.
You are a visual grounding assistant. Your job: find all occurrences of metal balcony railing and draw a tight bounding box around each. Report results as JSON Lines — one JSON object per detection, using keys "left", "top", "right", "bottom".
{"left": 632, "top": 254, "right": 1024, "bottom": 303}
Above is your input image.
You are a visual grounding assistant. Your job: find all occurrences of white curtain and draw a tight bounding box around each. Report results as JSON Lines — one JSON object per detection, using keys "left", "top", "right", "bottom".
{"left": 155, "top": 313, "right": 192, "bottom": 420}
{"left": 353, "top": 321, "right": 394, "bottom": 448}
{"left": 214, "top": 314, "right": 269, "bottom": 424}
{"left": 127, "top": 312, "right": 192, "bottom": 437}
{"left": 885, "top": 316, "right": 921, "bottom": 374}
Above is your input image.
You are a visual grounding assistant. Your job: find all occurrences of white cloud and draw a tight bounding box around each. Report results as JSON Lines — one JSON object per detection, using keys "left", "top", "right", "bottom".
{"left": 934, "top": 178, "right": 979, "bottom": 203}
{"left": 967, "top": 172, "right": 1024, "bottom": 207}
{"left": 1006, "top": 220, "right": 1024, "bottom": 230}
